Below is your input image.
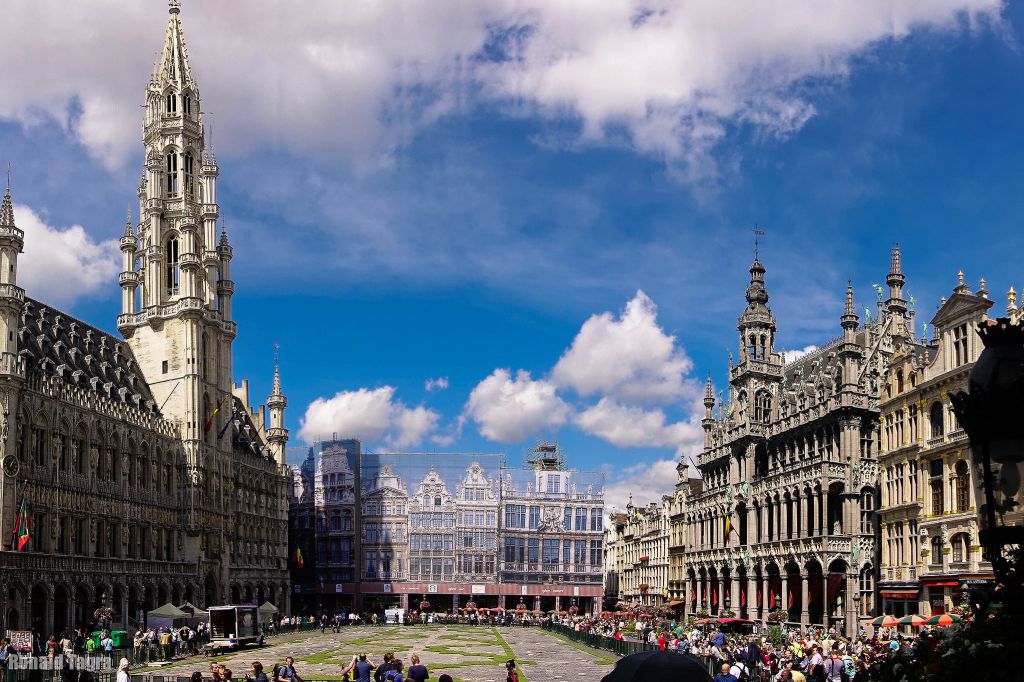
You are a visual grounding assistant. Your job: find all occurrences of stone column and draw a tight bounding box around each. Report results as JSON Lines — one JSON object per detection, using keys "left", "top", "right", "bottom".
{"left": 800, "top": 575, "right": 809, "bottom": 631}
{"left": 121, "top": 592, "right": 129, "bottom": 630}
{"left": 780, "top": 578, "right": 788, "bottom": 621}
{"left": 452, "top": 594, "right": 460, "bottom": 612}
{"left": 533, "top": 595, "right": 541, "bottom": 612}
{"left": 730, "top": 577, "right": 740, "bottom": 614}
{"left": 400, "top": 593, "right": 409, "bottom": 611}
{"left": 696, "top": 575, "right": 703, "bottom": 609}
{"left": 747, "top": 577, "right": 758, "bottom": 620}
{"left": 44, "top": 585, "right": 54, "bottom": 639}
{"left": 554, "top": 596, "right": 561, "bottom": 612}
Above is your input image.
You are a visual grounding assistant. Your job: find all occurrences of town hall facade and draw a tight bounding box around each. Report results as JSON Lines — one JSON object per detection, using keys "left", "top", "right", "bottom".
{"left": 0, "top": 2, "right": 290, "bottom": 635}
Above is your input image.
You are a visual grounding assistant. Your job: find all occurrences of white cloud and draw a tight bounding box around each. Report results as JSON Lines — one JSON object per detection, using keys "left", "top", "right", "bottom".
{"left": 780, "top": 344, "right": 819, "bottom": 364}
{"left": 604, "top": 458, "right": 680, "bottom": 514}
{"left": 576, "top": 397, "right": 702, "bottom": 449}
{"left": 298, "top": 386, "right": 439, "bottom": 449}
{"left": 0, "top": 1, "right": 1001, "bottom": 174}
{"left": 553, "top": 290, "right": 693, "bottom": 403}
{"left": 13, "top": 204, "right": 120, "bottom": 307}
{"left": 425, "top": 376, "right": 449, "bottom": 392}
{"left": 463, "top": 368, "right": 570, "bottom": 443}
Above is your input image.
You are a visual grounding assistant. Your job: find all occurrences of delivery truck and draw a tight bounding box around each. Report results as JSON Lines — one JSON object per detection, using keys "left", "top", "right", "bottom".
{"left": 208, "top": 605, "right": 260, "bottom": 649}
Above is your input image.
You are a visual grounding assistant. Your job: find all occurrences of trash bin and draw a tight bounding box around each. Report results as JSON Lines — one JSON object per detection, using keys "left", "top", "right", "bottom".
{"left": 110, "top": 631, "right": 129, "bottom": 649}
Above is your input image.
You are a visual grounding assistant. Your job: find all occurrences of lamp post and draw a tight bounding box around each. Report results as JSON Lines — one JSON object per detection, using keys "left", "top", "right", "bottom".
{"left": 949, "top": 317, "right": 1024, "bottom": 613}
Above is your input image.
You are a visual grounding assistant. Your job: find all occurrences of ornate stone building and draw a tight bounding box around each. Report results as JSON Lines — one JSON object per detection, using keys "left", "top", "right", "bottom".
{"left": 0, "top": 3, "right": 290, "bottom": 635}
{"left": 606, "top": 499, "right": 671, "bottom": 607}
{"left": 499, "top": 444, "right": 604, "bottom": 614}
{"left": 878, "top": 274, "right": 995, "bottom": 616}
{"left": 454, "top": 462, "right": 499, "bottom": 584}
{"left": 678, "top": 247, "right": 919, "bottom": 634}
{"left": 407, "top": 469, "right": 457, "bottom": 585}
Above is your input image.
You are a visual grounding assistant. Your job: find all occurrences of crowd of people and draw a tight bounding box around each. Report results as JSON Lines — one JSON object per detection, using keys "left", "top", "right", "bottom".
{"left": 546, "top": 611, "right": 940, "bottom": 682}
{"left": 200, "top": 652, "right": 521, "bottom": 682}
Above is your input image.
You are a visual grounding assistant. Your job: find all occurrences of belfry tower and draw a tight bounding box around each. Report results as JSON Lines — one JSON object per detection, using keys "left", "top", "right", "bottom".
{"left": 118, "top": 1, "right": 238, "bottom": 528}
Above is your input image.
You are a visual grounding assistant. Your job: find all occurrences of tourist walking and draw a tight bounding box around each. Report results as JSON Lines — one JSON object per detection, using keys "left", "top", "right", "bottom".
{"left": 275, "top": 657, "right": 304, "bottom": 682}
{"left": 247, "top": 662, "right": 270, "bottom": 682}
{"left": 117, "top": 658, "right": 131, "bottom": 682}
{"left": 374, "top": 653, "right": 394, "bottom": 682}
{"left": 505, "top": 659, "right": 519, "bottom": 682}
{"left": 406, "top": 655, "right": 428, "bottom": 682}
{"left": 354, "top": 654, "right": 375, "bottom": 682}
{"left": 384, "top": 660, "right": 403, "bottom": 682}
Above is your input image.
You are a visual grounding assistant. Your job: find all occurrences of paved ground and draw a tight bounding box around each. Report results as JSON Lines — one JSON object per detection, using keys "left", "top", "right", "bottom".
{"left": 140, "top": 626, "right": 617, "bottom": 682}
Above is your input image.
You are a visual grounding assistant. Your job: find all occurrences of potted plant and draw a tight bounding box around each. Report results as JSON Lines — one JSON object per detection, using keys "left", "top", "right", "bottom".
{"left": 767, "top": 609, "right": 787, "bottom": 623}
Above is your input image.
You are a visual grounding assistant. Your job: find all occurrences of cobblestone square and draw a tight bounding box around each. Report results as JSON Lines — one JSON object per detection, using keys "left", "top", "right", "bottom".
{"left": 153, "top": 626, "right": 616, "bottom": 682}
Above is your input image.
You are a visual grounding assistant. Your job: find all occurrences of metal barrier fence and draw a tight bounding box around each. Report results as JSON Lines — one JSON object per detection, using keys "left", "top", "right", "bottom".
{"left": 547, "top": 623, "right": 716, "bottom": 674}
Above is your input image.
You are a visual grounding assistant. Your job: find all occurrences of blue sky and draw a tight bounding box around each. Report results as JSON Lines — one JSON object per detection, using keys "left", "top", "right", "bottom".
{"left": 2, "top": 1, "right": 1023, "bottom": 511}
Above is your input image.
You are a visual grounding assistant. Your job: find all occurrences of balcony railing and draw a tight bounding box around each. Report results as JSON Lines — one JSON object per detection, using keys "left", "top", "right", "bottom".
{"left": 0, "top": 552, "right": 195, "bottom": 576}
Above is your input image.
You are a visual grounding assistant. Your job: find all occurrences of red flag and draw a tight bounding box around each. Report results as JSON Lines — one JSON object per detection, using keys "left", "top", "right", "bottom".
{"left": 741, "top": 589, "right": 747, "bottom": 607}
{"left": 787, "top": 589, "right": 794, "bottom": 609}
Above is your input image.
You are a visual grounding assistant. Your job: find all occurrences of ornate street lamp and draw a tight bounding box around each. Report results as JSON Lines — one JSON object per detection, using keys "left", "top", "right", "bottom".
{"left": 950, "top": 317, "right": 1024, "bottom": 609}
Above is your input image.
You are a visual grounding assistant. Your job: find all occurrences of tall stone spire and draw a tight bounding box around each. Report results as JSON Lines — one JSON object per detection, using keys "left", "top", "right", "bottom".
{"left": 702, "top": 372, "right": 715, "bottom": 447}
{"left": 841, "top": 281, "right": 859, "bottom": 335}
{"left": 266, "top": 344, "right": 289, "bottom": 467}
{"left": 885, "top": 243, "right": 907, "bottom": 325}
{"left": 0, "top": 185, "right": 14, "bottom": 228}
{"left": 153, "top": 0, "right": 196, "bottom": 92}
{"left": 0, "top": 178, "right": 25, "bottom": 370}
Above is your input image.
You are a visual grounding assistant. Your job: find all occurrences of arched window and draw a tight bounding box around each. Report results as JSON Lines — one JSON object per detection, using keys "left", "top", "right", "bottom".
{"left": 754, "top": 391, "right": 772, "bottom": 424}
{"left": 896, "top": 370, "right": 904, "bottom": 394}
{"left": 955, "top": 460, "right": 970, "bottom": 513}
{"left": 183, "top": 93, "right": 191, "bottom": 117}
{"left": 860, "top": 489, "right": 874, "bottom": 533}
{"left": 330, "top": 512, "right": 340, "bottom": 531}
{"left": 165, "top": 236, "right": 180, "bottom": 295}
{"left": 930, "top": 536, "right": 942, "bottom": 564}
{"left": 165, "top": 92, "right": 176, "bottom": 115}
{"left": 929, "top": 402, "right": 944, "bottom": 437}
{"left": 165, "top": 152, "right": 179, "bottom": 197}
{"left": 748, "top": 335, "right": 757, "bottom": 360}
{"left": 951, "top": 532, "right": 969, "bottom": 563}
{"left": 343, "top": 510, "right": 353, "bottom": 531}
{"left": 183, "top": 152, "right": 195, "bottom": 199}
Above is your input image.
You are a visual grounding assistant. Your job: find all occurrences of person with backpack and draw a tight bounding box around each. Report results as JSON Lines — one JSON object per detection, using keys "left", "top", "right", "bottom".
{"left": 824, "top": 647, "right": 843, "bottom": 682}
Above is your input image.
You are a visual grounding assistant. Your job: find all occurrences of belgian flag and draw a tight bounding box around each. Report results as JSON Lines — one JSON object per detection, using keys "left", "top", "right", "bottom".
{"left": 724, "top": 514, "right": 734, "bottom": 539}
{"left": 12, "top": 497, "right": 30, "bottom": 551}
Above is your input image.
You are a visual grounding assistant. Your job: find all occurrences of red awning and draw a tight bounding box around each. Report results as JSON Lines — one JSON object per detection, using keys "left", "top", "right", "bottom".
{"left": 881, "top": 591, "right": 918, "bottom": 598}
{"left": 717, "top": 618, "right": 754, "bottom": 625}
{"left": 921, "top": 580, "right": 960, "bottom": 587}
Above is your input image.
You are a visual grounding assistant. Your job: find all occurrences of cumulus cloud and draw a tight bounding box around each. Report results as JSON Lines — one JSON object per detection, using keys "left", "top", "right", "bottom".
{"left": 13, "top": 204, "right": 120, "bottom": 307}
{"left": 425, "top": 376, "right": 449, "bottom": 392}
{"left": 0, "top": 1, "right": 1002, "bottom": 174}
{"left": 298, "top": 386, "right": 439, "bottom": 449}
{"left": 576, "top": 397, "right": 702, "bottom": 449}
{"left": 553, "top": 290, "right": 694, "bottom": 403}
{"left": 604, "top": 458, "right": 680, "bottom": 514}
{"left": 463, "top": 368, "right": 570, "bottom": 443}
{"left": 780, "top": 344, "right": 819, "bottom": 364}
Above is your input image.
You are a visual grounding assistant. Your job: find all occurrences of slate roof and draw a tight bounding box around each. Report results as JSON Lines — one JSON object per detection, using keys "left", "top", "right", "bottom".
{"left": 18, "top": 297, "right": 160, "bottom": 414}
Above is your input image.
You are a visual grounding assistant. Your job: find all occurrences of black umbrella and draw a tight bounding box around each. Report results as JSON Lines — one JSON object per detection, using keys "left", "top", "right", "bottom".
{"left": 601, "top": 651, "right": 712, "bottom": 682}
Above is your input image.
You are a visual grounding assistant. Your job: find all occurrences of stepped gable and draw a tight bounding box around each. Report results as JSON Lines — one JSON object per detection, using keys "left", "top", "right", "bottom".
{"left": 18, "top": 296, "right": 159, "bottom": 413}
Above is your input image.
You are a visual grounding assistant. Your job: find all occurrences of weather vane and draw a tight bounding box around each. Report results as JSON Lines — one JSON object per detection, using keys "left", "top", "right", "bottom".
{"left": 753, "top": 226, "right": 765, "bottom": 260}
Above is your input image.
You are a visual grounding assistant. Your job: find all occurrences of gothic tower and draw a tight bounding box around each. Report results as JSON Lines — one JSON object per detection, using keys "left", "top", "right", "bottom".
{"left": 118, "top": 2, "right": 234, "bottom": 538}
{"left": 266, "top": 349, "right": 288, "bottom": 466}
{"left": 0, "top": 184, "right": 26, "bottom": 541}
{"left": 730, "top": 253, "right": 783, "bottom": 425}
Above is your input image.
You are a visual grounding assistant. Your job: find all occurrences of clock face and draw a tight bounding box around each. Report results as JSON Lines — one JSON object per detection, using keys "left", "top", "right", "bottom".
{"left": 2, "top": 454, "right": 18, "bottom": 477}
